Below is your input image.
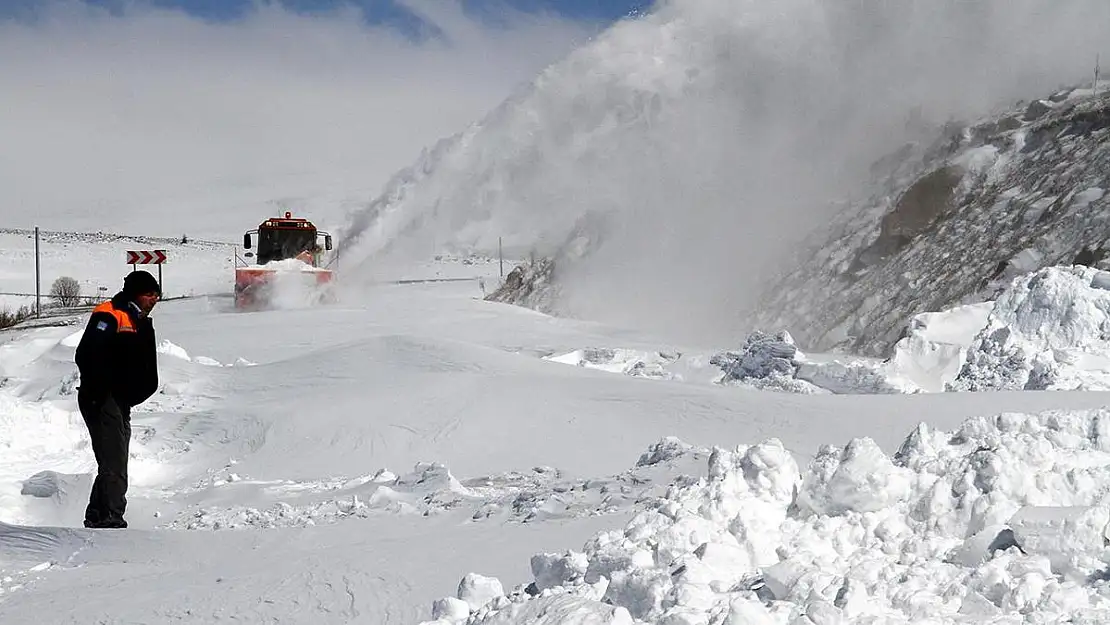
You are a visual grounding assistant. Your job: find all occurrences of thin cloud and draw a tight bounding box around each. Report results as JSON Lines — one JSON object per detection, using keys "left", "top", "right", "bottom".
{"left": 0, "top": 0, "right": 594, "bottom": 235}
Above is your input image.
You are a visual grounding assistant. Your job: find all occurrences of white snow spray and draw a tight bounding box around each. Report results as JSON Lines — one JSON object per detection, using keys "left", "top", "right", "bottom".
{"left": 338, "top": 0, "right": 1110, "bottom": 344}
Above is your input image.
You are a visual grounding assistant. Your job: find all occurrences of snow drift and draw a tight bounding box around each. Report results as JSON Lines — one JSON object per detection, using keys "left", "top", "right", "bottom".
{"left": 423, "top": 408, "right": 1110, "bottom": 624}
{"left": 707, "top": 265, "right": 1110, "bottom": 396}
{"left": 952, "top": 266, "right": 1110, "bottom": 391}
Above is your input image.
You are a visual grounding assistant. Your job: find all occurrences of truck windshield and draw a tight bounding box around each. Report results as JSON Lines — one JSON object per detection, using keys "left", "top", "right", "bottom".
{"left": 256, "top": 228, "right": 317, "bottom": 264}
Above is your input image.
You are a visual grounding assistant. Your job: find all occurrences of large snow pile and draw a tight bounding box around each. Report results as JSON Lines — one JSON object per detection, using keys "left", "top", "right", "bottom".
{"left": 711, "top": 331, "right": 914, "bottom": 395}
{"left": 421, "top": 408, "right": 1110, "bottom": 624}
{"left": 951, "top": 266, "right": 1110, "bottom": 391}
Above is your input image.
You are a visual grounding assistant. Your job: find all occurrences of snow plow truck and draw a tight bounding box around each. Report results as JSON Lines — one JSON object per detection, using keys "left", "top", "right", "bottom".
{"left": 234, "top": 212, "right": 335, "bottom": 310}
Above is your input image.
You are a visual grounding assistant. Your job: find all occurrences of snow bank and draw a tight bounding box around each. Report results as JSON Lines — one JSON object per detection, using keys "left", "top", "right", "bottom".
{"left": 428, "top": 408, "right": 1110, "bottom": 624}
{"left": 719, "top": 265, "right": 1110, "bottom": 395}
{"left": 951, "top": 266, "right": 1110, "bottom": 390}
{"left": 529, "top": 265, "right": 1110, "bottom": 397}
{"left": 0, "top": 390, "right": 90, "bottom": 523}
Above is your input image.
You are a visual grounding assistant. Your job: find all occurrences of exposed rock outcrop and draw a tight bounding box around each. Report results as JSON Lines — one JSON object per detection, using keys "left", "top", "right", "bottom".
{"left": 752, "top": 86, "right": 1110, "bottom": 356}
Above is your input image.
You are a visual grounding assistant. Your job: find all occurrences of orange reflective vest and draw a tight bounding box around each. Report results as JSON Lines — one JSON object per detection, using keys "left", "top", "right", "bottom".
{"left": 92, "top": 301, "right": 137, "bottom": 333}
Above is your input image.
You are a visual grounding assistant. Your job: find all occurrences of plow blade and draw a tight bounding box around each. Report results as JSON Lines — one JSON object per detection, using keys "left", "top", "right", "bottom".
{"left": 234, "top": 266, "right": 335, "bottom": 311}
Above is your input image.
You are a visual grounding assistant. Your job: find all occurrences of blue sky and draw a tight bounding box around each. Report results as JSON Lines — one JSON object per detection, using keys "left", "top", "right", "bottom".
{"left": 4, "top": 0, "right": 653, "bottom": 28}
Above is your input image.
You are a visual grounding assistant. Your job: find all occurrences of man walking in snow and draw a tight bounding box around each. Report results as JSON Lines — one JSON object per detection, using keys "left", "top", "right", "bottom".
{"left": 74, "top": 270, "right": 161, "bottom": 529}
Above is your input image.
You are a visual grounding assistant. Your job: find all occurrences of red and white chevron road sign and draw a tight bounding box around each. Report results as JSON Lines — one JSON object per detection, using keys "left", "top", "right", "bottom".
{"left": 126, "top": 250, "right": 167, "bottom": 264}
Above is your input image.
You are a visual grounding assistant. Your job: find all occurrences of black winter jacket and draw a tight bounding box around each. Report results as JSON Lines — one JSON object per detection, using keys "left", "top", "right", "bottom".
{"left": 75, "top": 293, "right": 159, "bottom": 408}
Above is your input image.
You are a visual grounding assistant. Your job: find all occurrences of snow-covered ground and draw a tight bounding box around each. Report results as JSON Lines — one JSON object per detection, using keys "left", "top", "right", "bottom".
{"left": 3, "top": 257, "right": 1110, "bottom": 623}
{"left": 0, "top": 230, "right": 236, "bottom": 310}
{"left": 4, "top": 1, "right": 1110, "bottom": 623}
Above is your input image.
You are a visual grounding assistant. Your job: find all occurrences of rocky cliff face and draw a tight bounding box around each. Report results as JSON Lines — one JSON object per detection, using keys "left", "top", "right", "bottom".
{"left": 489, "top": 84, "right": 1110, "bottom": 358}
{"left": 750, "top": 84, "right": 1110, "bottom": 356}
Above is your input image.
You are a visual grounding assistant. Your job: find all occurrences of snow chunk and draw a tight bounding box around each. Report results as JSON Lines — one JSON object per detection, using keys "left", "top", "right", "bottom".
{"left": 20, "top": 470, "right": 85, "bottom": 499}
{"left": 531, "top": 552, "right": 589, "bottom": 592}
{"left": 458, "top": 573, "right": 505, "bottom": 611}
{"left": 1008, "top": 506, "right": 1110, "bottom": 581}
{"left": 795, "top": 358, "right": 914, "bottom": 394}
{"left": 157, "top": 340, "right": 190, "bottom": 361}
{"left": 797, "top": 438, "right": 911, "bottom": 516}
{"left": 885, "top": 302, "right": 992, "bottom": 392}
{"left": 712, "top": 330, "right": 799, "bottom": 381}
{"left": 431, "top": 596, "right": 470, "bottom": 621}
{"left": 713, "top": 330, "right": 912, "bottom": 394}
{"left": 636, "top": 437, "right": 695, "bottom": 467}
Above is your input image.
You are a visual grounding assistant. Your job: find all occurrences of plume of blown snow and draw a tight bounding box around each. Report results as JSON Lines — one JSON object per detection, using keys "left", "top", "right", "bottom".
{"left": 338, "top": 0, "right": 1110, "bottom": 344}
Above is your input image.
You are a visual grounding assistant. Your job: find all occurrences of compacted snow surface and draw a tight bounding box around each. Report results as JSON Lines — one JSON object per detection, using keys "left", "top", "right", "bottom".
{"left": 2, "top": 252, "right": 1110, "bottom": 624}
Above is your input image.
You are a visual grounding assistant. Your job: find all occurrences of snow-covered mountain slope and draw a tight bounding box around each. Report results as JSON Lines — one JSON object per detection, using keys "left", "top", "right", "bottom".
{"left": 336, "top": 0, "right": 1110, "bottom": 344}
{"left": 753, "top": 86, "right": 1110, "bottom": 357}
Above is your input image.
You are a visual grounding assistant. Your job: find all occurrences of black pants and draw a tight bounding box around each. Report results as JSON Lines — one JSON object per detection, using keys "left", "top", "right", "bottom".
{"left": 78, "top": 391, "right": 131, "bottom": 528}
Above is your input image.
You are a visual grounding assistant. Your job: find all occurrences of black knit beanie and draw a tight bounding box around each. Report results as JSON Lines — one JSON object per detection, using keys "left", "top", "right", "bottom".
{"left": 123, "top": 270, "right": 162, "bottom": 297}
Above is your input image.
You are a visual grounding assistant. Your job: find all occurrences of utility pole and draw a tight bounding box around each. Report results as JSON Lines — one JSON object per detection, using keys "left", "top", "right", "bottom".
{"left": 499, "top": 237, "right": 504, "bottom": 278}
{"left": 34, "top": 226, "right": 41, "bottom": 318}
{"left": 1095, "top": 54, "right": 1101, "bottom": 95}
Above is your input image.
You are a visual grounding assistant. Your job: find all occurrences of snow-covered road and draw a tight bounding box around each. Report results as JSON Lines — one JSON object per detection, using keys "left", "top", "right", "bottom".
{"left": 3, "top": 273, "right": 1110, "bottom": 623}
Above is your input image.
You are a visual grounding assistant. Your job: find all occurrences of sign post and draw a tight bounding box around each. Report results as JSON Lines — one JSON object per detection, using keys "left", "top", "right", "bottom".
{"left": 126, "top": 250, "right": 168, "bottom": 295}
{"left": 34, "top": 227, "right": 41, "bottom": 318}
